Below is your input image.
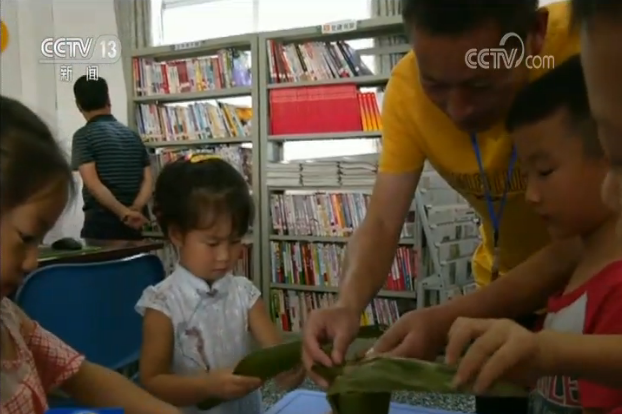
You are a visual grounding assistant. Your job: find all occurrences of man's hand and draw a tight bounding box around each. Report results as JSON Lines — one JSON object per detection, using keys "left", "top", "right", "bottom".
{"left": 121, "top": 208, "right": 148, "bottom": 230}
{"left": 302, "top": 305, "right": 360, "bottom": 388}
{"left": 370, "top": 308, "right": 447, "bottom": 359}
{"left": 445, "top": 317, "right": 545, "bottom": 393}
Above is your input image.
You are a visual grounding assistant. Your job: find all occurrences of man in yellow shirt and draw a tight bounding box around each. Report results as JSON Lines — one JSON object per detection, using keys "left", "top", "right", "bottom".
{"left": 302, "top": 1, "right": 580, "bottom": 413}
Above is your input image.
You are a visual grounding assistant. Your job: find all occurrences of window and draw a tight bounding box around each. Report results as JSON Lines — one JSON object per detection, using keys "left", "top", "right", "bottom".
{"left": 256, "top": 0, "right": 370, "bottom": 32}
{"left": 161, "top": 0, "right": 254, "bottom": 45}
{"left": 157, "top": 0, "right": 377, "bottom": 162}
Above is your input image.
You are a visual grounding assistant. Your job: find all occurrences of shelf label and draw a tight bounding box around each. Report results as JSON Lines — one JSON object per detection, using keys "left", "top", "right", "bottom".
{"left": 173, "top": 41, "right": 201, "bottom": 51}
{"left": 321, "top": 20, "right": 358, "bottom": 35}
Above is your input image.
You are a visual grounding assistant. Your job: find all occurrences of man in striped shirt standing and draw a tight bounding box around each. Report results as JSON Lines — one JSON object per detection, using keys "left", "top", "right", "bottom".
{"left": 71, "top": 75, "right": 153, "bottom": 241}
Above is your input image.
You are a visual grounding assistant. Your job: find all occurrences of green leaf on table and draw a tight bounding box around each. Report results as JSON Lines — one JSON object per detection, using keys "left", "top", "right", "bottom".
{"left": 314, "top": 356, "right": 528, "bottom": 414}
{"left": 196, "top": 325, "right": 388, "bottom": 410}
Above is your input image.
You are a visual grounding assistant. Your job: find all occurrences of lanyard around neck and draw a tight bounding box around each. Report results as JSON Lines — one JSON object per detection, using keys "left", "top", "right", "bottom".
{"left": 470, "top": 133, "right": 517, "bottom": 275}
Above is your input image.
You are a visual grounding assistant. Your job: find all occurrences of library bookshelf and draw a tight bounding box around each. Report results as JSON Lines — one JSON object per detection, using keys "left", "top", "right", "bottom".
{"left": 256, "top": 17, "right": 425, "bottom": 335}
{"left": 129, "top": 34, "right": 261, "bottom": 283}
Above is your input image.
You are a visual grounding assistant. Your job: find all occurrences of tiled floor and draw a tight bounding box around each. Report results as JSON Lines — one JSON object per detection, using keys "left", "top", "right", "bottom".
{"left": 261, "top": 378, "right": 475, "bottom": 413}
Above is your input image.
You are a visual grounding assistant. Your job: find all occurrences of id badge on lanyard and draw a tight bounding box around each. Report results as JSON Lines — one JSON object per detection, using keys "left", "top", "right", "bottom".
{"left": 470, "top": 133, "right": 517, "bottom": 280}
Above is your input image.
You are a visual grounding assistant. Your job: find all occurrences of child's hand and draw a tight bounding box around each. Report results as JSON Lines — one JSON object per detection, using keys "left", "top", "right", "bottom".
{"left": 274, "top": 365, "right": 306, "bottom": 391}
{"left": 445, "top": 317, "right": 545, "bottom": 394}
{"left": 207, "top": 368, "right": 263, "bottom": 400}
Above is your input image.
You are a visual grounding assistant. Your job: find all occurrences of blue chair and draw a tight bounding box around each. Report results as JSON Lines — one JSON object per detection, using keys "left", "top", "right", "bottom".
{"left": 14, "top": 253, "right": 165, "bottom": 407}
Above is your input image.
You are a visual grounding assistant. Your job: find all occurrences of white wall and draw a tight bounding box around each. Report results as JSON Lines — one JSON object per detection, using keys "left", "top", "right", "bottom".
{"left": 1, "top": 0, "right": 128, "bottom": 243}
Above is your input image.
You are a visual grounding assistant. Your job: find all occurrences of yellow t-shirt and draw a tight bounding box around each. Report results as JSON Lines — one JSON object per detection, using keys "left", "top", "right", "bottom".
{"left": 379, "top": 1, "right": 580, "bottom": 287}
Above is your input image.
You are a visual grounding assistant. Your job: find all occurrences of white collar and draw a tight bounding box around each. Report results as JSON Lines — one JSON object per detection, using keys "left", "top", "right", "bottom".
{"left": 172, "top": 264, "right": 233, "bottom": 300}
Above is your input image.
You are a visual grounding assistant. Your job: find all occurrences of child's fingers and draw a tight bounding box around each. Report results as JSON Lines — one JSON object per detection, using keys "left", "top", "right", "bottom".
{"left": 446, "top": 318, "right": 492, "bottom": 365}
{"left": 232, "top": 374, "right": 262, "bottom": 389}
{"left": 473, "top": 341, "right": 524, "bottom": 394}
{"left": 452, "top": 328, "right": 506, "bottom": 389}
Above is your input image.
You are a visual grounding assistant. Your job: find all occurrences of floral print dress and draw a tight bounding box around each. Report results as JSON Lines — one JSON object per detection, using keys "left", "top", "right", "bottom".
{"left": 136, "top": 265, "right": 263, "bottom": 414}
{"left": 0, "top": 298, "right": 85, "bottom": 414}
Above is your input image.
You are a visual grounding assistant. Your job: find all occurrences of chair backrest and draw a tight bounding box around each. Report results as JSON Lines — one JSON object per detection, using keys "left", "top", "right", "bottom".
{"left": 15, "top": 253, "right": 165, "bottom": 370}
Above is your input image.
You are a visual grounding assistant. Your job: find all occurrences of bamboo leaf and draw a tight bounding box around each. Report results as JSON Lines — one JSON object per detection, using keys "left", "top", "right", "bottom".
{"left": 196, "top": 325, "right": 388, "bottom": 410}
{"left": 313, "top": 356, "right": 528, "bottom": 414}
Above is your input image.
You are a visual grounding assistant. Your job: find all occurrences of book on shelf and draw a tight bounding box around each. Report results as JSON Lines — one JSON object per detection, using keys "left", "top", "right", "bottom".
{"left": 359, "top": 91, "right": 382, "bottom": 132}
{"left": 266, "top": 40, "right": 373, "bottom": 84}
{"left": 375, "top": 35, "right": 409, "bottom": 73}
{"left": 233, "top": 245, "right": 253, "bottom": 279}
{"left": 266, "top": 155, "right": 380, "bottom": 187}
{"left": 133, "top": 49, "right": 252, "bottom": 96}
{"left": 270, "top": 290, "right": 416, "bottom": 333}
{"left": 269, "top": 85, "right": 382, "bottom": 135}
{"left": 148, "top": 145, "right": 252, "bottom": 185}
{"left": 269, "top": 192, "right": 414, "bottom": 238}
{"left": 270, "top": 242, "right": 418, "bottom": 292}
{"left": 299, "top": 160, "right": 340, "bottom": 187}
{"left": 136, "top": 101, "right": 252, "bottom": 143}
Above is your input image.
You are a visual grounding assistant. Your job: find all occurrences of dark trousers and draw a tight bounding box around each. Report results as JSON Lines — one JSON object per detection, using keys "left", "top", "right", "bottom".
{"left": 81, "top": 213, "right": 143, "bottom": 241}
{"left": 474, "top": 313, "right": 539, "bottom": 414}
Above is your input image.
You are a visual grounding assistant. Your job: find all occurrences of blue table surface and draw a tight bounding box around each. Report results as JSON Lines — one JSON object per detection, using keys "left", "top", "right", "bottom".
{"left": 266, "top": 390, "right": 468, "bottom": 414}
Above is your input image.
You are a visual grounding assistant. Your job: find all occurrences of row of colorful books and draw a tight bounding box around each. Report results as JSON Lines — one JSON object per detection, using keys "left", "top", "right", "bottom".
{"left": 270, "top": 289, "right": 415, "bottom": 333}
{"left": 133, "top": 39, "right": 375, "bottom": 95}
{"left": 270, "top": 242, "right": 418, "bottom": 292}
{"left": 148, "top": 145, "right": 252, "bottom": 184}
{"left": 269, "top": 85, "right": 382, "bottom": 135}
{"left": 133, "top": 49, "right": 252, "bottom": 96}
{"left": 269, "top": 192, "right": 414, "bottom": 239}
{"left": 136, "top": 102, "right": 252, "bottom": 143}
{"left": 266, "top": 40, "right": 373, "bottom": 84}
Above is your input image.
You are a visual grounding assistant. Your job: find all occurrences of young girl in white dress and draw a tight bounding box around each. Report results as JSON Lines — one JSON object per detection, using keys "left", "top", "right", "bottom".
{"left": 136, "top": 156, "right": 304, "bottom": 414}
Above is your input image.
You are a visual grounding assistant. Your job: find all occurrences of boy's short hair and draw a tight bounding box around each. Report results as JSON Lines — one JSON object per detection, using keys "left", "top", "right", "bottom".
{"left": 505, "top": 54, "right": 602, "bottom": 157}
{"left": 402, "top": 0, "right": 538, "bottom": 38}
{"left": 572, "top": 0, "right": 622, "bottom": 28}
{"left": 153, "top": 157, "right": 253, "bottom": 238}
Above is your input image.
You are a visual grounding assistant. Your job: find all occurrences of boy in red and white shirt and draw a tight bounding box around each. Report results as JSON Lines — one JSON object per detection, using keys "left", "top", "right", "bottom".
{"left": 445, "top": 55, "right": 622, "bottom": 413}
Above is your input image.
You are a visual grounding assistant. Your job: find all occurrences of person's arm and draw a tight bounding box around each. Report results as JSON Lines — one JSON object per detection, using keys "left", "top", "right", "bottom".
{"left": 337, "top": 70, "right": 426, "bottom": 314}
{"left": 249, "top": 297, "right": 282, "bottom": 348}
{"left": 62, "top": 362, "right": 179, "bottom": 414}
{"left": 11, "top": 303, "right": 178, "bottom": 414}
{"left": 140, "top": 308, "right": 214, "bottom": 406}
{"left": 72, "top": 130, "right": 131, "bottom": 219}
{"left": 248, "top": 285, "right": 306, "bottom": 389}
{"left": 427, "top": 238, "right": 581, "bottom": 329}
{"left": 549, "top": 280, "right": 622, "bottom": 397}
{"left": 132, "top": 167, "right": 153, "bottom": 211}
{"left": 540, "top": 332, "right": 622, "bottom": 388}
{"left": 131, "top": 141, "right": 153, "bottom": 211}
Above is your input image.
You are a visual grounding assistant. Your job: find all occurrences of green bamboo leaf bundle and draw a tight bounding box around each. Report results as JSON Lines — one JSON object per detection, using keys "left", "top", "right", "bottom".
{"left": 314, "top": 356, "right": 528, "bottom": 414}
{"left": 196, "top": 325, "right": 387, "bottom": 410}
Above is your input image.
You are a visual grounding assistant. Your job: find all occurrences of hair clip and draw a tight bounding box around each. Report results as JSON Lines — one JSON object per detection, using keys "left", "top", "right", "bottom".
{"left": 188, "top": 153, "right": 220, "bottom": 163}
